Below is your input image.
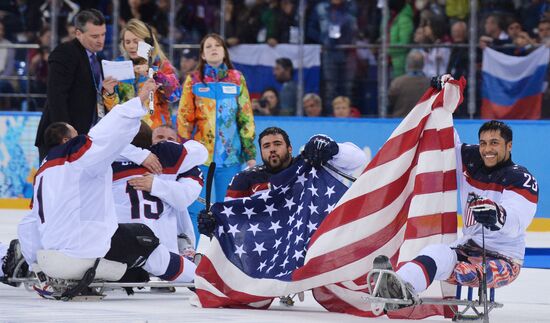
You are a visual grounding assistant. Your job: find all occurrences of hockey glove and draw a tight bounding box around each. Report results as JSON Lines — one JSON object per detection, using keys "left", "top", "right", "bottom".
{"left": 468, "top": 196, "right": 506, "bottom": 231}
{"left": 198, "top": 209, "right": 217, "bottom": 237}
{"left": 302, "top": 134, "right": 339, "bottom": 167}
{"left": 430, "top": 74, "right": 453, "bottom": 91}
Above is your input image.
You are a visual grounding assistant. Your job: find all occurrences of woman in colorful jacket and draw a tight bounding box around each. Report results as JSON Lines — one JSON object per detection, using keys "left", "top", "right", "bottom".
{"left": 177, "top": 33, "right": 256, "bottom": 239}
{"left": 102, "top": 19, "right": 180, "bottom": 128}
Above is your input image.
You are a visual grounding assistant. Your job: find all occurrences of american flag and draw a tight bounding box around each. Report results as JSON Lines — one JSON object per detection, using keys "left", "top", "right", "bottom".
{"left": 195, "top": 158, "right": 348, "bottom": 308}
{"left": 196, "top": 77, "right": 467, "bottom": 318}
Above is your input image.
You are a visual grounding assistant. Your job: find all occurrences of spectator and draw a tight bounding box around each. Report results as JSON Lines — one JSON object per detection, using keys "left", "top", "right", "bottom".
{"left": 1, "top": 0, "right": 42, "bottom": 43}
{"left": 179, "top": 48, "right": 199, "bottom": 84}
{"left": 273, "top": 57, "right": 297, "bottom": 116}
{"left": 447, "top": 20, "right": 469, "bottom": 117}
{"left": 388, "top": 0, "right": 414, "bottom": 78}
{"left": 332, "top": 96, "right": 360, "bottom": 118}
{"left": 479, "top": 14, "right": 512, "bottom": 50}
{"left": 447, "top": 21, "right": 468, "bottom": 80}
{"left": 388, "top": 50, "right": 431, "bottom": 117}
{"left": 150, "top": 0, "right": 171, "bottom": 39}
{"left": 39, "top": 0, "right": 80, "bottom": 36}
{"left": 307, "top": 0, "right": 358, "bottom": 113}
{"left": 421, "top": 23, "right": 451, "bottom": 77}
{"left": 271, "top": 0, "right": 299, "bottom": 44}
{"left": 237, "top": 0, "right": 268, "bottom": 44}
{"left": 260, "top": 0, "right": 281, "bottom": 46}
{"left": 0, "top": 20, "right": 15, "bottom": 110}
{"left": 177, "top": 33, "right": 257, "bottom": 240}
{"left": 303, "top": 93, "right": 323, "bottom": 117}
{"left": 28, "top": 27, "right": 51, "bottom": 110}
{"left": 176, "top": 0, "right": 219, "bottom": 43}
{"left": 102, "top": 19, "right": 180, "bottom": 129}
{"left": 507, "top": 18, "right": 523, "bottom": 40}
{"left": 537, "top": 18, "right": 550, "bottom": 44}
{"left": 61, "top": 22, "right": 77, "bottom": 43}
{"left": 223, "top": 0, "right": 240, "bottom": 47}
{"left": 253, "top": 87, "right": 280, "bottom": 116}
{"left": 34, "top": 9, "right": 106, "bottom": 161}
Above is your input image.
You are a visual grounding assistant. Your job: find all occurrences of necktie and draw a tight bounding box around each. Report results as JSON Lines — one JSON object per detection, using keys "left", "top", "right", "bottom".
{"left": 89, "top": 53, "right": 101, "bottom": 88}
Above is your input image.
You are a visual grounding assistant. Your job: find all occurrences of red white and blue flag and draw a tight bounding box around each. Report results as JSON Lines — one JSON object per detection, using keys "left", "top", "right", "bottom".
{"left": 196, "top": 78, "right": 466, "bottom": 318}
{"left": 481, "top": 46, "right": 550, "bottom": 119}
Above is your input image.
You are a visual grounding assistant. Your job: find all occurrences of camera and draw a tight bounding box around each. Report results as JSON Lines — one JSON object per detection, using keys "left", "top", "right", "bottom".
{"left": 259, "top": 98, "right": 269, "bottom": 108}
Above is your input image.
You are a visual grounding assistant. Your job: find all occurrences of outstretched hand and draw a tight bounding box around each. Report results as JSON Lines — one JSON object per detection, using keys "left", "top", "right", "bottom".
{"left": 138, "top": 79, "right": 158, "bottom": 105}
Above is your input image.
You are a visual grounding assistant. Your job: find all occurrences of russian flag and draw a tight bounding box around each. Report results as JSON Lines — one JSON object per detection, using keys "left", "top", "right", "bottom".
{"left": 481, "top": 46, "right": 550, "bottom": 119}
{"left": 228, "top": 44, "right": 321, "bottom": 98}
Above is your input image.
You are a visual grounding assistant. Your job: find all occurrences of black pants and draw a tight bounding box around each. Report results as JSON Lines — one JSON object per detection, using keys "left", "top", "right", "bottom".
{"left": 104, "top": 223, "right": 159, "bottom": 268}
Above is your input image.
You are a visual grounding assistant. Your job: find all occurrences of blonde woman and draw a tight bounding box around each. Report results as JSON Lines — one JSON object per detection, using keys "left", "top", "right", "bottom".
{"left": 102, "top": 18, "right": 180, "bottom": 128}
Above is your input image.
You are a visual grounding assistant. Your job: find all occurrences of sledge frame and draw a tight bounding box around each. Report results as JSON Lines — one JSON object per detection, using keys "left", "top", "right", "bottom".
{"left": 363, "top": 269, "right": 503, "bottom": 321}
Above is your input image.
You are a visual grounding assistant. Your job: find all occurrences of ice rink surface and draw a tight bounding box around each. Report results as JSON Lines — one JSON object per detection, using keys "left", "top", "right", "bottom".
{"left": 1, "top": 210, "right": 549, "bottom": 323}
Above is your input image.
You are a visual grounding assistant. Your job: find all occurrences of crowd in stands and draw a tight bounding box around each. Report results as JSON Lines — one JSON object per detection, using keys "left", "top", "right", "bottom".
{"left": 1, "top": 0, "right": 550, "bottom": 118}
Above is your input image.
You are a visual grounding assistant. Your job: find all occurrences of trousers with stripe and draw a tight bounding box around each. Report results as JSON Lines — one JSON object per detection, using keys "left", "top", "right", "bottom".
{"left": 396, "top": 241, "right": 521, "bottom": 294}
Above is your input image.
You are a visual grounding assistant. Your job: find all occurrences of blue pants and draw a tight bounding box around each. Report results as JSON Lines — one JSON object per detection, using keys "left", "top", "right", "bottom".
{"left": 188, "top": 164, "right": 242, "bottom": 246}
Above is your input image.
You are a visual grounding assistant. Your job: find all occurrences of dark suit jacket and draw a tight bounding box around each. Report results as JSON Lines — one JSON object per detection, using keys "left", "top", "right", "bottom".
{"left": 35, "top": 38, "right": 100, "bottom": 152}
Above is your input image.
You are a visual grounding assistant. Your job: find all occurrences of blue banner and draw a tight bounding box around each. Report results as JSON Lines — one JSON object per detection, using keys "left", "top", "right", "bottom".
{"left": 1, "top": 113, "right": 548, "bottom": 219}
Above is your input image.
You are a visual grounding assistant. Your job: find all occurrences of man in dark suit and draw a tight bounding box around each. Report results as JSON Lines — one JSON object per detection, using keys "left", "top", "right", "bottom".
{"left": 35, "top": 9, "right": 106, "bottom": 160}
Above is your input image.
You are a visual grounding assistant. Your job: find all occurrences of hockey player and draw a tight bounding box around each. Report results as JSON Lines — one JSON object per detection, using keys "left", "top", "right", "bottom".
{"left": 198, "top": 126, "right": 367, "bottom": 235}
{"left": 152, "top": 125, "right": 200, "bottom": 252}
{"left": 18, "top": 80, "right": 198, "bottom": 289}
{"left": 373, "top": 79, "right": 539, "bottom": 311}
{"left": 112, "top": 123, "right": 207, "bottom": 261}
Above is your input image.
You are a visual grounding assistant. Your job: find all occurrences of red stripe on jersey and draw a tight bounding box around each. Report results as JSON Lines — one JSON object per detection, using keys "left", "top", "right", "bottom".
{"left": 163, "top": 146, "right": 188, "bottom": 174}
{"left": 507, "top": 186, "right": 538, "bottom": 204}
{"left": 113, "top": 168, "right": 148, "bottom": 181}
{"left": 186, "top": 175, "right": 204, "bottom": 187}
{"left": 35, "top": 137, "right": 93, "bottom": 179}
{"left": 251, "top": 183, "right": 269, "bottom": 194}
{"left": 226, "top": 189, "right": 253, "bottom": 199}
{"left": 463, "top": 173, "right": 504, "bottom": 192}
{"left": 167, "top": 256, "right": 185, "bottom": 281}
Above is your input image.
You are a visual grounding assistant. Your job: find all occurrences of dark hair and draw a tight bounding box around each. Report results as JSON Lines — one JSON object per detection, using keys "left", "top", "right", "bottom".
{"left": 486, "top": 14, "right": 506, "bottom": 32}
{"left": 259, "top": 127, "right": 291, "bottom": 147}
{"left": 262, "top": 87, "right": 279, "bottom": 99}
{"left": 197, "top": 33, "right": 234, "bottom": 83}
{"left": 44, "top": 122, "right": 71, "bottom": 149}
{"left": 275, "top": 57, "right": 293, "bottom": 72}
{"left": 131, "top": 121, "right": 153, "bottom": 149}
{"left": 478, "top": 120, "right": 513, "bottom": 143}
{"left": 74, "top": 9, "right": 105, "bottom": 32}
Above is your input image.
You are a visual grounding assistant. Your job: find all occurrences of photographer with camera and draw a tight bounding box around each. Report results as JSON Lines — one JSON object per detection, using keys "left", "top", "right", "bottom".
{"left": 252, "top": 88, "right": 280, "bottom": 116}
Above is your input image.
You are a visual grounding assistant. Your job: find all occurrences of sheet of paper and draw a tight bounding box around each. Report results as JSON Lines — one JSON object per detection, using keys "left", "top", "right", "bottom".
{"left": 137, "top": 41, "right": 153, "bottom": 60}
{"left": 101, "top": 60, "right": 135, "bottom": 81}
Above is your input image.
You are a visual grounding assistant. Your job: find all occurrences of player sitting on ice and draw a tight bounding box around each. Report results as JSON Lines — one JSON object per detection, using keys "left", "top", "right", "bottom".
{"left": 371, "top": 76, "right": 538, "bottom": 311}
{"left": 111, "top": 122, "right": 207, "bottom": 286}
{"left": 0, "top": 240, "right": 29, "bottom": 287}
{"left": 17, "top": 80, "right": 199, "bottom": 299}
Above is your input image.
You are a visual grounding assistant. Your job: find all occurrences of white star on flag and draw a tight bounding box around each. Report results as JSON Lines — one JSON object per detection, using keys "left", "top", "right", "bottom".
{"left": 308, "top": 201, "right": 318, "bottom": 215}
{"left": 269, "top": 221, "right": 282, "bottom": 234}
{"left": 247, "top": 223, "right": 262, "bottom": 236}
{"left": 325, "top": 185, "right": 336, "bottom": 198}
{"left": 257, "top": 261, "right": 267, "bottom": 272}
{"left": 227, "top": 223, "right": 240, "bottom": 237}
{"left": 234, "top": 244, "right": 246, "bottom": 257}
{"left": 292, "top": 249, "right": 304, "bottom": 261}
{"left": 258, "top": 191, "right": 271, "bottom": 202}
{"left": 325, "top": 203, "right": 336, "bottom": 213}
{"left": 221, "top": 206, "right": 234, "bottom": 217}
{"left": 284, "top": 197, "right": 296, "bottom": 210}
{"left": 294, "top": 218, "right": 304, "bottom": 230}
{"left": 243, "top": 207, "right": 256, "bottom": 219}
{"left": 307, "top": 220, "right": 317, "bottom": 232}
{"left": 296, "top": 173, "right": 307, "bottom": 186}
{"left": 253, "top": 242, "right": 267, "bottom": 256}
{"left": 273, "top": 237, "right": 282, "bottom": 249}
{"left": 309, "top": 167, "right": 318, "bottom": 178}
{"left": 308, "top": 184, "right": 318, "bottom": 197}
{"left": 264, "top": 203, "right": 277, "bottom": 216}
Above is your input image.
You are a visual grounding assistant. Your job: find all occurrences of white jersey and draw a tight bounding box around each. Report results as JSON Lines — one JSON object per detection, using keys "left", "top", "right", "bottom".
{"left": 454, "top": 134, "right": 538, "bottom": 261}
{"left": 112, "top": 140, "right": 206, "bottom": 253}
{"left": 19, "top": 98, "right": 146, "bottom": 263}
